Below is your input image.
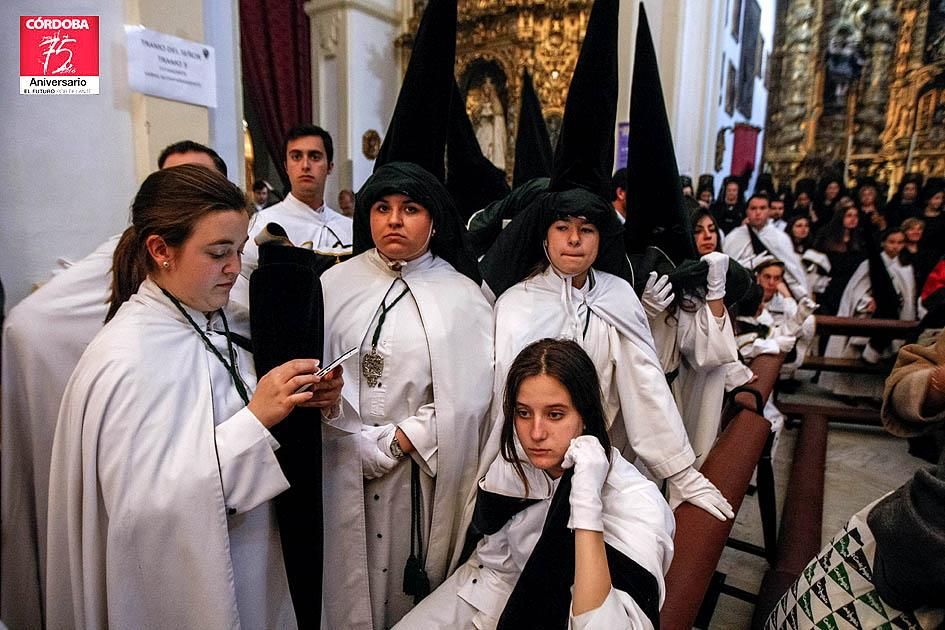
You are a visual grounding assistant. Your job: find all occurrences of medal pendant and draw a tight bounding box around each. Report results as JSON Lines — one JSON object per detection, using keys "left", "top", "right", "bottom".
{"left": 361, "top": 349, "right": 384, "bottom": 387}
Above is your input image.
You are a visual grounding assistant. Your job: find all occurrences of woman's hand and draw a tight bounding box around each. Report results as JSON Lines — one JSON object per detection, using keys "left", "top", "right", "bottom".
{"left": 666, "top": 466, "right": 735, "bottom": 521}
{"left": 562, "top": 436, "right": 610, "bottom": 532}
{"left": 248, "top": 359, "right": 320, "bottom": 429}
{"left": 299, "top": 365, "right": 344, "bottom": 409}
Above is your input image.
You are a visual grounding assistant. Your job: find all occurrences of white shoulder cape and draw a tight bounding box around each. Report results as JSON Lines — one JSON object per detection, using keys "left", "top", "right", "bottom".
{"left": 320, "top": 249, "right": 494, "bottom": 629}
{"left": 1, "top": 235, "right": 118, "bottom": 629}
{"left": 45, "top": 279, "right": 280, "bottom": 629}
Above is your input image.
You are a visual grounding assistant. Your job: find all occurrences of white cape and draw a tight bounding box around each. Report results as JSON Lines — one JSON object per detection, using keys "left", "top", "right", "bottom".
{"left": 650, "top": 303, "right": 739, "bottom": 468}
{"left": 320, "top": 250, "right": 494, "bottom": 629}
{"left": 1, "top": 235, "right": 117, "bottom": 629}
{"left": 45, "top": 278, "right": 293, "bottom": 629}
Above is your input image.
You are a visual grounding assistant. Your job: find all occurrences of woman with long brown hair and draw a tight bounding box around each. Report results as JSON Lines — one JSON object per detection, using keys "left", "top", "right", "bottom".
{"left": 46, "top": 165, "right": 342, "bottom": 629}
{"left": 395, "top": 339, "right": 674, "bottom": 628}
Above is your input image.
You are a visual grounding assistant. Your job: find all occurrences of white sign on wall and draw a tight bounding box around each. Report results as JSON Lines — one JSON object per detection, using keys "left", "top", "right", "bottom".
{"left": 125, "top": 25, "right": 216, "bottom": 108}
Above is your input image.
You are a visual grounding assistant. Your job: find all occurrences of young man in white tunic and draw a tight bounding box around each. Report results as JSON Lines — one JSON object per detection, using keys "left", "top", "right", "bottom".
{"left": 241, "top": 124, "right": 351, "bottom": 274}
{"left": 45, "top": 165, "right": 343, "bottom": 628}
{"left": 395, "top": 339, "right": 675, "bottom": 629}
{"left": 723, "top": 193, "right": 810, "bottom": 301}
{"left": 319, "top": 162, "right": 494, "bottom": 629}
{"left": 0, "top": 141, "right": 228, "bottom": 630}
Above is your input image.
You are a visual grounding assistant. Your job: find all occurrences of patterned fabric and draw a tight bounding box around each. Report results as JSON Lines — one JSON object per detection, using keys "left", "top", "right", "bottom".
{"left": 766, "top": 499, "right": 945, "bottom": 630}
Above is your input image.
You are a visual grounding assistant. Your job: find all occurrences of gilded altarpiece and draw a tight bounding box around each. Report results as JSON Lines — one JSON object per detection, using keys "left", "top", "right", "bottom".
{"left": 398, "top": 0, "right": 591, "bottom": 176}
{"left": 765, "top": 0, "right": 944, "bottom": 189}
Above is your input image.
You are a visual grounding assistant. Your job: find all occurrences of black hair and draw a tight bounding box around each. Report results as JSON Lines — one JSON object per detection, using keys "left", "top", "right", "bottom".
{"left": 746, "top": 192, "right": 770, "bottom": 207}
{"left": 283, "top": 123, "right": 334, "bottom": 164}
{"left": 157, "top": 140, "right": 228, "bottom": 177}
{"left": 610, "top": 167, "right": 628, "bottom": 201}
{"left": 500, "top": 338, "right": 612, "bottom": 496}
{"left": 252, "top": 179, "right": 269, "bottom": 192}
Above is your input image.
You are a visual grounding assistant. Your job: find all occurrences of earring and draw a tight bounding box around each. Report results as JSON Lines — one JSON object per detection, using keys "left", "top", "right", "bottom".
{"left": 162, "top": 261, "right": 170, "bottom": 269}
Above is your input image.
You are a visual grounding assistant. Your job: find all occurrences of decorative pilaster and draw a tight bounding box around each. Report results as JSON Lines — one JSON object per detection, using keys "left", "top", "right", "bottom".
{"left": 853, "top": 0, "right": 899, "bottom": 159}
{"left": 765, "top": 0, "right": 818, "bottom": 183}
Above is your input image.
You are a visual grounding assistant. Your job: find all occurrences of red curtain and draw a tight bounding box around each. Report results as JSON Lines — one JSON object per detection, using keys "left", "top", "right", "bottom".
{"left": 239, "top": 0, "right": 312, "bottom": 189}
{"left": 731, "top": 123, "right": 760, "bottom": 179}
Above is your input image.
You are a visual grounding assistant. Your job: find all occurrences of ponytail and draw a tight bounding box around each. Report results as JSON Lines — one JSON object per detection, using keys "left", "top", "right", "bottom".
{"left": 106, "top": 225, "right": 148, "bottom": 322}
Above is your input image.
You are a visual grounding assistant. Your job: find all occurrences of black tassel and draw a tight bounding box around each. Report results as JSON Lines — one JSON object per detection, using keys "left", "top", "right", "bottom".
{"left": 403, "top": 553, "right": 430, "bottom": 603}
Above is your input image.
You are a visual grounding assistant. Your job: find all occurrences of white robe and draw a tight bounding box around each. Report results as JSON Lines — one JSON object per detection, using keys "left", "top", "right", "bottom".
{"left": 320, "top": 249, "right": 494, "bottom": 629}
{"left": 723, "top": 224, "right": 810, "bottom": 300}
{"left": 486, "top": 266, "right": 695, "bottom": 481}
{"left": 649, "top": 303, "right": 739, "bottom": 469}
{"left": 45, "top": 277, "right": 295, "bottom": 629}
{"left": 1, "top": 235, "right": 118, "bottom": 629}
{"left": 241, "top": 193, "right": 352, "bottom": 277}
{"left": 393, "top": 449, "right": 675, "bottom": 630}
{"left": 822, "top": 253, "right": 917, "bottom": 398}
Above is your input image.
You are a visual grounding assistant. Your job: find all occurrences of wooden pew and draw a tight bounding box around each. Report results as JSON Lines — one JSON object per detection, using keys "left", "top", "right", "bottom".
{"left": 749, "top": 316, "right": 923, "bottom": 625}
{"left": 661, "top": 353, "right": 784, "bottom": 629}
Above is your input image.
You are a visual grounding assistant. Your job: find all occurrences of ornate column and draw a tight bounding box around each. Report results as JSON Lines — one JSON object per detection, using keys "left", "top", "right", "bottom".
{"left": 765, "top": 0, "right": 819, "bottom": 183}
{"left": 853, "top": 0, "right": 899, "bottom": 162}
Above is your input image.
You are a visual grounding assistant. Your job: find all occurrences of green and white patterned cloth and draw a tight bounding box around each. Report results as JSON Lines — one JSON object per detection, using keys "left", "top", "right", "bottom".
{"left": 765, "top": 497, "right": 944, "bottom": 630}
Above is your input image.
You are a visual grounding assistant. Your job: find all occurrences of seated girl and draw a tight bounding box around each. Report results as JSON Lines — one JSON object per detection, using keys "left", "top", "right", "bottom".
{"left": 394, "top": 338, "right": 675, "bottom": 629}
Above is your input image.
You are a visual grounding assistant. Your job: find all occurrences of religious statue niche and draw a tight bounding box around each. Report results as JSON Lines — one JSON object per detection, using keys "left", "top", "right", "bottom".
{"left": 823, "top": 21, "right": 865, "bottom": 113}
{"left": 462, "top": 61, "right": 509, "bottom": 172}
{"left": 926, "top": 0, "right": 945, "bottom": 64}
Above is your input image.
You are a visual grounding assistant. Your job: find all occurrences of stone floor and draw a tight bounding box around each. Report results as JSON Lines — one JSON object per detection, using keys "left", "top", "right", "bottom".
{"left": 702, "top": 376, "right": 929, "bottom": 629}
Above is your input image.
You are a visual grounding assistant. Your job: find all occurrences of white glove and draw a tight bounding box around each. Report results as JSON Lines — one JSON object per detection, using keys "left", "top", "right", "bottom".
{"left": 774, "top": 334, "right": 797, "bottom": 353}
{"left": 641, "top": 272, "right": 675, "bottom": 319}
{"left": 561, "top": 436, "right": 611, "bottom": 532}
{"left": 666, "top": 466, "right": 734, "bottom": 521}
{"left": 795, "top": 296, "right": 818, "bottom": 322}
{"left": 701, "top": 252, "right": 730, "bottom": 301}
{"left": 360, "top": 424, "right": 398, "bottom": 480}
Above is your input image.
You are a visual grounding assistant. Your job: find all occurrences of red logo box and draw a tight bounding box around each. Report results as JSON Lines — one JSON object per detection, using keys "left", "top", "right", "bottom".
{"left": 20, "top": 16, "right": 99, "bottom": 94}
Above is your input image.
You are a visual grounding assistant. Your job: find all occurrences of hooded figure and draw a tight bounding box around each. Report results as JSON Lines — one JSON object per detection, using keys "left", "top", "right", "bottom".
{"left": 321, "top": 161, "right": 493, "bottom": 628}
{"left": 479, "top": 0, "right": 734, "bottom": 528}
{"left": 512, "top": 69, "right": 554, "bottom": 189}
{"left": 463, "top": 69, "right": 555, "bottom": 257}
{"left": 623, "top": 4, "right": 745, "bottom": 469}
{"left": 445, "top": 81, "right": 510, "bottom": 222}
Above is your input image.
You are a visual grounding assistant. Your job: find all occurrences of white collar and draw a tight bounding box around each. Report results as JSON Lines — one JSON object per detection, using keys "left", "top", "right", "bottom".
{"left": 286, "top": 192, "right": 326, "bottom": 214}
{"left": 369, "top": 248, "right": 435, "bottom": 278}
{"left": 135, "top": 276, "right": 221, "bottom": 330}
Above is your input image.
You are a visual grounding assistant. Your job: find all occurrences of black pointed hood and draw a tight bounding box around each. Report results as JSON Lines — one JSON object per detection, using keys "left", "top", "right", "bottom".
{"left": 446, "top": 80, "right": 510, "bottom": 221}
{"left": 512, "top": 69, "right": 554, "bottom": 189}
{"left": 547, "top": 0, "right": 619, "bottom": 198}
{"left": 623, "top": 3, "right": 697, "bottom": 263}
{"left": 374, "top": 0, "right": 456, "bottom": 180}
{"left": 479, "top": 188, "right": 632, "bottom": 298}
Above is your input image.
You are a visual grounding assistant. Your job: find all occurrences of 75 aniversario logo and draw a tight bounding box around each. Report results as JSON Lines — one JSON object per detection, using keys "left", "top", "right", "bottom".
{"left": 20, "top": 16, "right": 100, "bottom": 95}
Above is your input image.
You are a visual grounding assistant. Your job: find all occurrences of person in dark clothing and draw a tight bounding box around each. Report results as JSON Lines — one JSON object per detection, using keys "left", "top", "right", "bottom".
{"left": 813, "top": 199, "right": 866, "bottom": 315}
{"left": 886, "top": 173, "right": 924, "bottom": 222}
{"left": 710, "top": 176, "right": 745, "bottom": 235}
{"left": 915, "top": 180, "right": 945, "bottom": 291}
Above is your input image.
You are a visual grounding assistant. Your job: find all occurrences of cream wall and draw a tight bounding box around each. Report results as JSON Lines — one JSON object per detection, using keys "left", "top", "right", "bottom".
{"left": 0, "top": 0, "right": 243, "bottom": 311}
{"left": 307, "top": 0, "right": 403, "bottom": 205}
